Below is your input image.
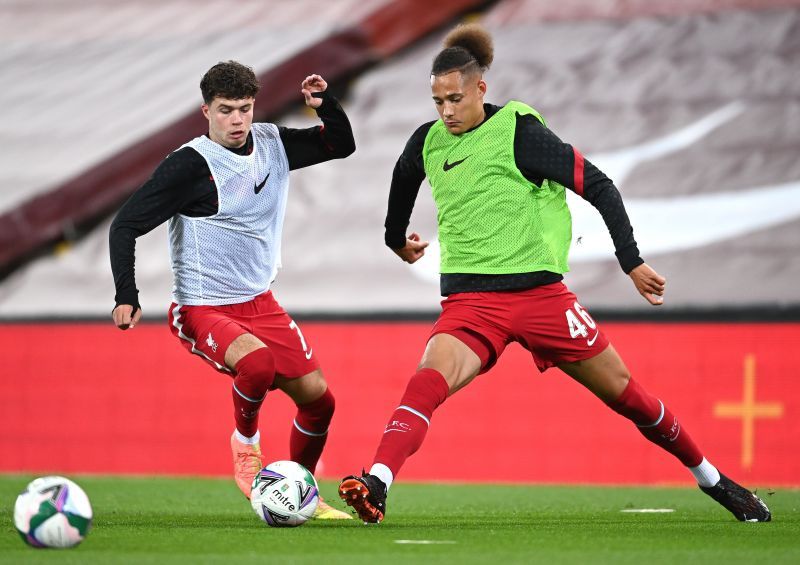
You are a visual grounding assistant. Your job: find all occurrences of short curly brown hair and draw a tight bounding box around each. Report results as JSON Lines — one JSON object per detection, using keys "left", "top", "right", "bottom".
{"left": 200, "top": 60, "right": 260, "bottom": 103}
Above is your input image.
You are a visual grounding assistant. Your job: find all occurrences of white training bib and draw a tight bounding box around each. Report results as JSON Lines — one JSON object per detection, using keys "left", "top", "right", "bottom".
{"left": 169, "top": 123, "right": 290, "bottom": 305}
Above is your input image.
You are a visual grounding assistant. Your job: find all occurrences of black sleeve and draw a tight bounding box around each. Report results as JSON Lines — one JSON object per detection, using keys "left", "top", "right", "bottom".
{"left": 384, "top": 121, "right": 434, "bottom": 249}
{"left": 109, "top": 147, "right": 210, "bottom": 308}
{"left": 278, "top": 92, "right": 356, "bottom": 170}
{"left": 514, "top": 113, "right": 644, "bottom": 274}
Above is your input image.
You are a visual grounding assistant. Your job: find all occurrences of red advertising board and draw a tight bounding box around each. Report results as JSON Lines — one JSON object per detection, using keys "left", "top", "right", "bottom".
{"left": 0, "top": 322, "right": 797, "bottom": 486}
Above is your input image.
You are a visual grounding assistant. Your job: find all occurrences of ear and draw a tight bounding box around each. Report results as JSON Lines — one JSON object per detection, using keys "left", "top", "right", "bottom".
{"left": 201, "top": 103, "right": 210, "bottom": 120}
{"left": 477, "top": 79, "right": 487, "bottom": 97}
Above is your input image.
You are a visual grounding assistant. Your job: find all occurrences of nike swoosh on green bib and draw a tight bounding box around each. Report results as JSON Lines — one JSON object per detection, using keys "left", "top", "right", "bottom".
{"left": 443, "top": 156, "right": 469, "bottom": 171}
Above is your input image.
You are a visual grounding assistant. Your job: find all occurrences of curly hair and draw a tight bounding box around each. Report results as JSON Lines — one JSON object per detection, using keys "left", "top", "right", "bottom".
{"left": 200, "top": 61, "right": 260, "bottom": 103}
{"left": 431, "top": 23, "right": 494, "bottom": 76}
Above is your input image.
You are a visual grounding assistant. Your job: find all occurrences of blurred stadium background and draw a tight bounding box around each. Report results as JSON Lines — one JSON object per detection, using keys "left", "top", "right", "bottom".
{"left": 1, "top": 0, "right": 798, "bottom": 487}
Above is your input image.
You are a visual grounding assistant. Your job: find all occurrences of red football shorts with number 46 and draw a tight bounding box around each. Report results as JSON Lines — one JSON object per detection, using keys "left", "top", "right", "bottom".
{"left": 430, "top": 282, "right": 609, "bottom": 373}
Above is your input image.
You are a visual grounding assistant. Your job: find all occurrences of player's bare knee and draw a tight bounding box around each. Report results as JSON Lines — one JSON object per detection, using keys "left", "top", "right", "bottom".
{"left": 276, "top": 369, "right": 328, "bottom": 404}
{"left": 419, "top": 333, "right": 479, "bottom": 390}
{"left": 418, "top": 356, "right": 461, "bottom": 390}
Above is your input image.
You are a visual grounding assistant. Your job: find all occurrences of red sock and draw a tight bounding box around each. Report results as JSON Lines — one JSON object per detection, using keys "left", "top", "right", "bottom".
{"left": 232, "top": 348, "right": 275, "bottom": 438}
{"left": 290, "top": 388, "right": 335, "bottom": 474}
{"left": 609, "top": 377, "right": 703, "bottom": 467}
{"left": 373, "top": 368, "right": 450, "bottom": 478}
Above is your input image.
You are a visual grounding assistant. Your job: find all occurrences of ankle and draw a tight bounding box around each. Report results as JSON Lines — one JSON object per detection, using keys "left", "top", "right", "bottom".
{"left": 234, "top": 429, "right": 260, "bottom": 445}
{"left": 689, "top": 457, "right": 720, "bottom": 488}
{"left": 369, "top": 463, "right": 393, "bottom": 492}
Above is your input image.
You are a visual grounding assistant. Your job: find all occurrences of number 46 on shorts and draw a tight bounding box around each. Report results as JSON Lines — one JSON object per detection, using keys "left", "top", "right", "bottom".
{"left": 565, "top": 302, "right": 597, "bottom": 340}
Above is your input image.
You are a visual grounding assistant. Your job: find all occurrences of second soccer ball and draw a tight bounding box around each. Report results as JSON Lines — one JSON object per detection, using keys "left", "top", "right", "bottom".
{"left": 14, "top": 476, "right": 93, "bottom": 548}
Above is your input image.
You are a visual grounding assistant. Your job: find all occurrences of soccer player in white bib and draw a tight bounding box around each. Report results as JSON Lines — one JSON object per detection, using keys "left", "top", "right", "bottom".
{"left": 110, "top": 61, "right": 354, "bottom": 519}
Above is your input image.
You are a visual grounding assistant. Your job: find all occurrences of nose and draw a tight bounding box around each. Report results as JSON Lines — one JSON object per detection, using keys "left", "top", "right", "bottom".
{"left": 442, "top": 102, "right": 455, "bottom": 118}
{"left": 231, "top": 111, "right": 244, "bottom": 125}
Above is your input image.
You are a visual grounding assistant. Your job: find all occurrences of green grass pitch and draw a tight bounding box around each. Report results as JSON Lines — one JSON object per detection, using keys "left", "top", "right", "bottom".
{"left": 2, "top": 475, "right": 799, "bottom": 564}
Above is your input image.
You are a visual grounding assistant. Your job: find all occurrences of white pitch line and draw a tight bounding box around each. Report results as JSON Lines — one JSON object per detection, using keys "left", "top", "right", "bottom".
{"left": 620, "top": 508, "right": 675, "bottom": 513}
{"left": 394, "top": 540, "right": 457, "bottom": 545}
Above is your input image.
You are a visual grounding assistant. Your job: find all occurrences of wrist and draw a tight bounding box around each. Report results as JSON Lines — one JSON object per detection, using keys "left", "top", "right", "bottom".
{"left": 114, "top": 289, "right": 140, "bottom": 310}
{"left": 385, "top": 232, "right": 407, "bottom": 250}
{"left": 311, "top": 91, "right": 329, "bottom": 109}
{"left": 616, "top": 246, "right": 643, "bottom": 274}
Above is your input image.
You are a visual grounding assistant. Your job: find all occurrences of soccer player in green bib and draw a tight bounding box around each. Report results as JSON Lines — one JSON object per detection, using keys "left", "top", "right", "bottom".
{"left": 339, "top": 24, "right": 770, "bottom": 524}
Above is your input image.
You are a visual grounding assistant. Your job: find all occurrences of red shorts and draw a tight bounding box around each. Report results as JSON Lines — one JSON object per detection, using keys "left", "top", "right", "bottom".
{"left": 167, "top": 291, "right": 320, "bottom": 380}
{"left": 430, "top": 282, "right": 610, "bottom": 373}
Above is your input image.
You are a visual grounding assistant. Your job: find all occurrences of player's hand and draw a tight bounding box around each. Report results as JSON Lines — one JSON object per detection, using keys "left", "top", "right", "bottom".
{"left": 301, "top": 74, "right": 327, "bottom": 108}
{"left": 629, "top": 263, "right": 666, "bottom": 306}
{"left": 112, "top": 304, "right": 142, "bottom": 330}
{"left": 393, "top": 232, "right": 429, "bottom": 264}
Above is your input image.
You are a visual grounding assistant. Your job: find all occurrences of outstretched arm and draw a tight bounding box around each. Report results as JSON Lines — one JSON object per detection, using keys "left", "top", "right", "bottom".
{"left": 514, "top": 114, "right": 663, "bottom": 304}
{"left": 577, "top": 161, "right": 666, "bottom": 305}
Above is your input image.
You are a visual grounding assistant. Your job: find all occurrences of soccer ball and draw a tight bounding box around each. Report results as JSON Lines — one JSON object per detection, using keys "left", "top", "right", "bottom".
{"left": 14, "top": 476, "right": 93, "bottom": 548}
{"left": 250, "top": 461, "right": 319, "bottom": 527}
